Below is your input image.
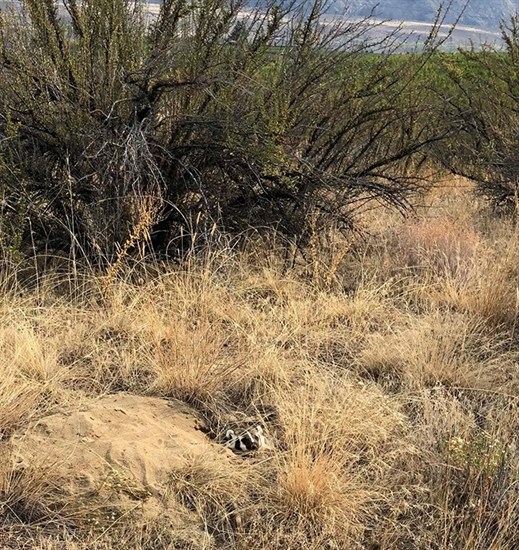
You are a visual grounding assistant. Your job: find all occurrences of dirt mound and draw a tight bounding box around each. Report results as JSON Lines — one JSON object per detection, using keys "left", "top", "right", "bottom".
{"left": 8, "top": 393, "right": 234, "bottom": 530}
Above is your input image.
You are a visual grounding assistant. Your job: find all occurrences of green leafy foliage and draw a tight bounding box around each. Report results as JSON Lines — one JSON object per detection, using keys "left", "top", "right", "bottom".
{"left": 430, "top": 19, "right": 519, "bottom": 213}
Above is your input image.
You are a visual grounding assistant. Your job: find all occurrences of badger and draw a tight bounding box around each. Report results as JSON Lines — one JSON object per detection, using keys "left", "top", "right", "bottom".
{"left": 223, "top": 425, "right": 266, "bottom": 453}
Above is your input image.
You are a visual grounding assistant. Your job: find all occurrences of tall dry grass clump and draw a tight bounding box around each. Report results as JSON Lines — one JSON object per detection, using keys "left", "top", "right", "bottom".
{"left": 265, "top": 371, "right": 404, "bottom": 547}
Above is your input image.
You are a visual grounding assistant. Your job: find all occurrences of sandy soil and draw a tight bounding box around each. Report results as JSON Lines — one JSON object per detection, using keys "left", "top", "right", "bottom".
{"left": 7, "top": 394, "right": 234, "bottom": 528}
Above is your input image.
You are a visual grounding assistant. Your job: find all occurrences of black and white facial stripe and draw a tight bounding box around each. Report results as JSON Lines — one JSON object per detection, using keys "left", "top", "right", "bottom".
{"left": 223, "top": 425, "right": 266, "bottom": 453}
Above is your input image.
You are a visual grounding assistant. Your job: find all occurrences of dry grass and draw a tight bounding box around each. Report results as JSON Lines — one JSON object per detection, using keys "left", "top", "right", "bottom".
{"left": 0, "top": 177, "right": 518, "bottom": 548}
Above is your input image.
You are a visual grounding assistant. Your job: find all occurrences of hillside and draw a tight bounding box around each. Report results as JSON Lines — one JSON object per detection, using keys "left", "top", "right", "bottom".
{"left": 0, "top": 0, "right": 515, "bottom": 30}
{"left": 0, "top": 1, "right": 510, "bottom": 46}
{"left": 147, "top": 0, "right": 516, "bottom": 30}
{"left": 344, "top": 0, "right": 515, "bottom": 29}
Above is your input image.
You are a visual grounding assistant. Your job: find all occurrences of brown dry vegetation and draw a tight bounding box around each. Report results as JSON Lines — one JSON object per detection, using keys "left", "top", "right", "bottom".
{"left": 0, "top": 177, "right": 518, "bottom": 549}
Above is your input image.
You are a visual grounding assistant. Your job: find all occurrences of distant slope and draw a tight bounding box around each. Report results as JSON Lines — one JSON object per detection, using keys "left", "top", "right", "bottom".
{"left": 342, "top": 0, "right": 515, "bottom": 30}
{"left": 0, "top": 0, "right": 512, "bottom": 45}
{"left": 145, "top": 0, "right": 515, "bottom": 31}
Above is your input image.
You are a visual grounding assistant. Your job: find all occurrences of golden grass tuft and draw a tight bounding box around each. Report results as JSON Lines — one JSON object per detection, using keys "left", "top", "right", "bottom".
{"left": 358, "top": 310, "right": 517, "bottom": 391}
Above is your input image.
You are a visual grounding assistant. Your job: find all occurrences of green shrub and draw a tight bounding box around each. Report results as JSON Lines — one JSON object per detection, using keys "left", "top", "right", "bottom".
{"left": 432, "top": 18, "right": 519, "bottom": 214}
{"left": 0, "top": 0, "right": 443, "bottom": 265}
